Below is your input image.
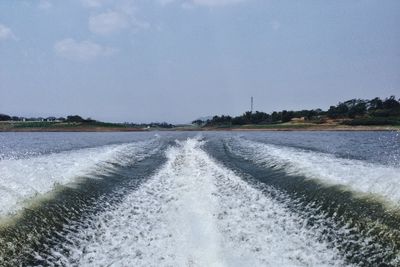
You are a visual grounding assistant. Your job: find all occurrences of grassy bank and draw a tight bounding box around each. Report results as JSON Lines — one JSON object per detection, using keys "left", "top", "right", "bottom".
{"left": 1, "top": 121, "right": 399, "bottom": 132}
{"left": 199, "top": 122, "right": 400, "bottom": 131}
{"left": 0, "top": 121, "right": 145, "bottom": 132}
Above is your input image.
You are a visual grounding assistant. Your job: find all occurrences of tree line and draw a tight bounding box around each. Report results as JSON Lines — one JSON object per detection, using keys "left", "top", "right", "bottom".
{"left": 193, "top": 96, "right": 400, "bottom": 126}
{"left": 0, "top": 114, "right": 174, "bottom": 128}
{"left": 2, "top": 96, "right": 399, "bottom": 127}
{"left": 0, "top": 114, "right": 96, "bottom": 122}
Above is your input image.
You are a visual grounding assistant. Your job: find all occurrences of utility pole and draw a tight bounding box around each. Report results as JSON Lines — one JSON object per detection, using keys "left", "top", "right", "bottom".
{"left": 251, "top": 96, "right": 254, "bottom": 113}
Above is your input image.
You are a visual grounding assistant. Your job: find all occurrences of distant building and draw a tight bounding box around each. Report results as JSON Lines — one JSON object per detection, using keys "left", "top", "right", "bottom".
{"left": 291, "top": 117, "right": 305, "bottom": 122}
{"left": 45, "top": 117, "right": 57, "bottom": 122}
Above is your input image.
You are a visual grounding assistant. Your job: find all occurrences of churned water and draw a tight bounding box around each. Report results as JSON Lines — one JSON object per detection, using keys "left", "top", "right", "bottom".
{"left": 0, "top": 131, "right": 399, "bottom": 266}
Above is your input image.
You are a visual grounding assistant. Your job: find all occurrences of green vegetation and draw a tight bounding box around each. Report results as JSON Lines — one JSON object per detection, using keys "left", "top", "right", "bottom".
{"left": 194, "top": 96, "right": 400, "bottom": 128}
{"left": 0, "top": 114, "right": 174, "bottom": 131}
{"left": 9, "top": 121, "right": 130, "bottom": 129}
{"left": 12, "top": 122, "right": 59, "bottom": 128}
{"left": 1, "top": 96, "right": 399, "bottom": 131}
{"left": 238, "top": 123, "right": 316, "bottom": 129}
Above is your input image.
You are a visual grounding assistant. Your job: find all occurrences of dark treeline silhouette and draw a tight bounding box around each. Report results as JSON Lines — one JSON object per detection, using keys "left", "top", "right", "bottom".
{"left": 2, "top": 96, "right": 399, "bottom": 127}
{"left": 194, "top": 96, "right": 400, "bottom": 126}
{"left": 65, "top": 115, "right": 95, "bottom": 123}
{"left": 0, "top": 114, "right": 95, "bottom": 123}
{"left": 0, "top": 113, "right": 174, "bottom": 128}
{"left": 0, "top": 115, "right": 65, "bottom": 122}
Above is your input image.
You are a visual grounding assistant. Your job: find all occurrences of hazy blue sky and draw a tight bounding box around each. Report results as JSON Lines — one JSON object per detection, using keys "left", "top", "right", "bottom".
{"left": 1, "top": 0, "right": 399, "bottom": 123}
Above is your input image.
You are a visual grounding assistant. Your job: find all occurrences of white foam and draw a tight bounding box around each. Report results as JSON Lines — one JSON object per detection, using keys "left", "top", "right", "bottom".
{"left": 50, "top": 138, "right": 347, "bottom": 266}
{"left": 0, "top": 139, "right": 158, "bottom": 217}
{"left": 231, "top": 138, "right": 400, "bottom": 205}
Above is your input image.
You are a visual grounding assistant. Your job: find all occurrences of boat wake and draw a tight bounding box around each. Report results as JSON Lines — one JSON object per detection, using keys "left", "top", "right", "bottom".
{"left": 0, "top": 138, "right": 160, "bottom": 217}
{"left": 45, "top": 138, "right": 348, "bottom": 266}
{"left": 228, "top": 138, "right": 400, "bottom": 206}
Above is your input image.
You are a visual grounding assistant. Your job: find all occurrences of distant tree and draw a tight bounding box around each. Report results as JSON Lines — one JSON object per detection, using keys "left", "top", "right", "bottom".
{"left": 327, "top": 106, "right": 337, "bottom": 118}
{"left": 0, "top": 114, "right": 11, "bottom": 121}
{"left": 230, "top": 111, "right": 271, "bottom": 125}
{"left": 327, "top": 102, "right": 349, "bottom": 118}
{"left": 348, "top": 100, "right": 367, "bottom": 118}
{"left": 203, "top": 95, "right": 399, "bottom": 127}
{"left": 383, "top": 96, "right": 400, "bottom": 109}
{"left": 251, "top": 111, "right": 270, "bottom": 124}
{"left": 192, "top": 119, "right": 204, "bottom": 125}
{"left": 281, "top": 110, "right": 294, "bottom": 122}
{"left": 66, "top": 115, "right": 85, "bottom": 122}
{"left": 271, "top": 111, "right": 280, "bottom": 122}
{"left": 243, "top": 111, "right": 252, "bottom": 123}
{"left": 337, "top": 102, "right": 350, "bottom": 115}
{"left": 368, "top": 97, "right": 383, "bottom": 111}
{"left": 232, "top": 116, "right": 246, "bottom": 125}
{"left": 206, "top": 115, "right": 232, "bottom": 126}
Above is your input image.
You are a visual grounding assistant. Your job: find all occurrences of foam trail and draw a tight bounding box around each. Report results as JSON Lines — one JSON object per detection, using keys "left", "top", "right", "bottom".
{"left": 230, "top": 138, "right": 400, "bottom": 205}
{"left": 49, "top": 138, "right": 347, "bottom": 266}
{"left": 0, "top": 139, "right": 158, "bottom": 217}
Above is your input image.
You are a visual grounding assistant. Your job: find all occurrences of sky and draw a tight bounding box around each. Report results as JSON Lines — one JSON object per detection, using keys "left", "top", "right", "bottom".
{"left": 0, "top": 0, "right": 399, "bottom": 123}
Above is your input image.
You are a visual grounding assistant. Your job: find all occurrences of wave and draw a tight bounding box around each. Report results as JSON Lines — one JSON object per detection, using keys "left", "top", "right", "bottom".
{"left": 46, "top": 138, "right": 349, "bottom": 266}
{"left": 229, "top": 138, "right": 400, "bottom": 206}
{"left": 0, "top": 139, "right": 159, "bottom": 217}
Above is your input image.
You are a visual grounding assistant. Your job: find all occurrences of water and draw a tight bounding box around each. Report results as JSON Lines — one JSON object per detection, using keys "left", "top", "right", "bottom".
{"left": 0, "top": 131, "right": 399, "bottom": 266}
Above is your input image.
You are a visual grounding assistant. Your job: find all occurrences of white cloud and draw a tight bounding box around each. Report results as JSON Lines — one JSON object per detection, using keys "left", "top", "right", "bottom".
{"left": 0, "top": 24, "right": 15, "bottom": 41}
{"left": 89, "top": 10, "right": 149, "bottom": 35}
{"left": 130, "top": 17, "right": 150, "bottom": 31}
{"left": 158, "top": 0, "right": 176, "bottom": 6}
{"left": 192, "top": 0, "right": 245, "bottom": 7}
{"left": 159, "top": 0, "right": 246, "bottom": 7}
{"left": 82, "top": 0, "right": 104, "bottom": 8}
{"left": 89, "top": 11, "right": 129, "bottom": 35}
{"left": 38, "top": 0, "right": 52, "bottom": 9}
{"left": 54, "top": 38, "right": 116, "bottom": 61}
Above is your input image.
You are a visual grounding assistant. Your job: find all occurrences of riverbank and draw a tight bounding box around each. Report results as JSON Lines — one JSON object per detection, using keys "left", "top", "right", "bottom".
{"left": 1, "top": 122, "right": 399, "bottom": 132}
{"left": 0, "top": 122, "right": 145, "bottom": 132}
{"left": 0, "top": 127, "right": 145, "bottom": 132}
{"left": 200, "top": 124, "right": 400, "bottom": 132}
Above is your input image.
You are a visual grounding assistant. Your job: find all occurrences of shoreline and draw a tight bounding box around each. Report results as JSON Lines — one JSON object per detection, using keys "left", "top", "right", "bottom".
{"left": 0, "top": 125, "right": 399, "bottom": 132}
{"left": 0, "top": 127, "right": 145, "bottom": 132}
{"left": 221, "top": 125, "right": 400, "bottom": 132}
